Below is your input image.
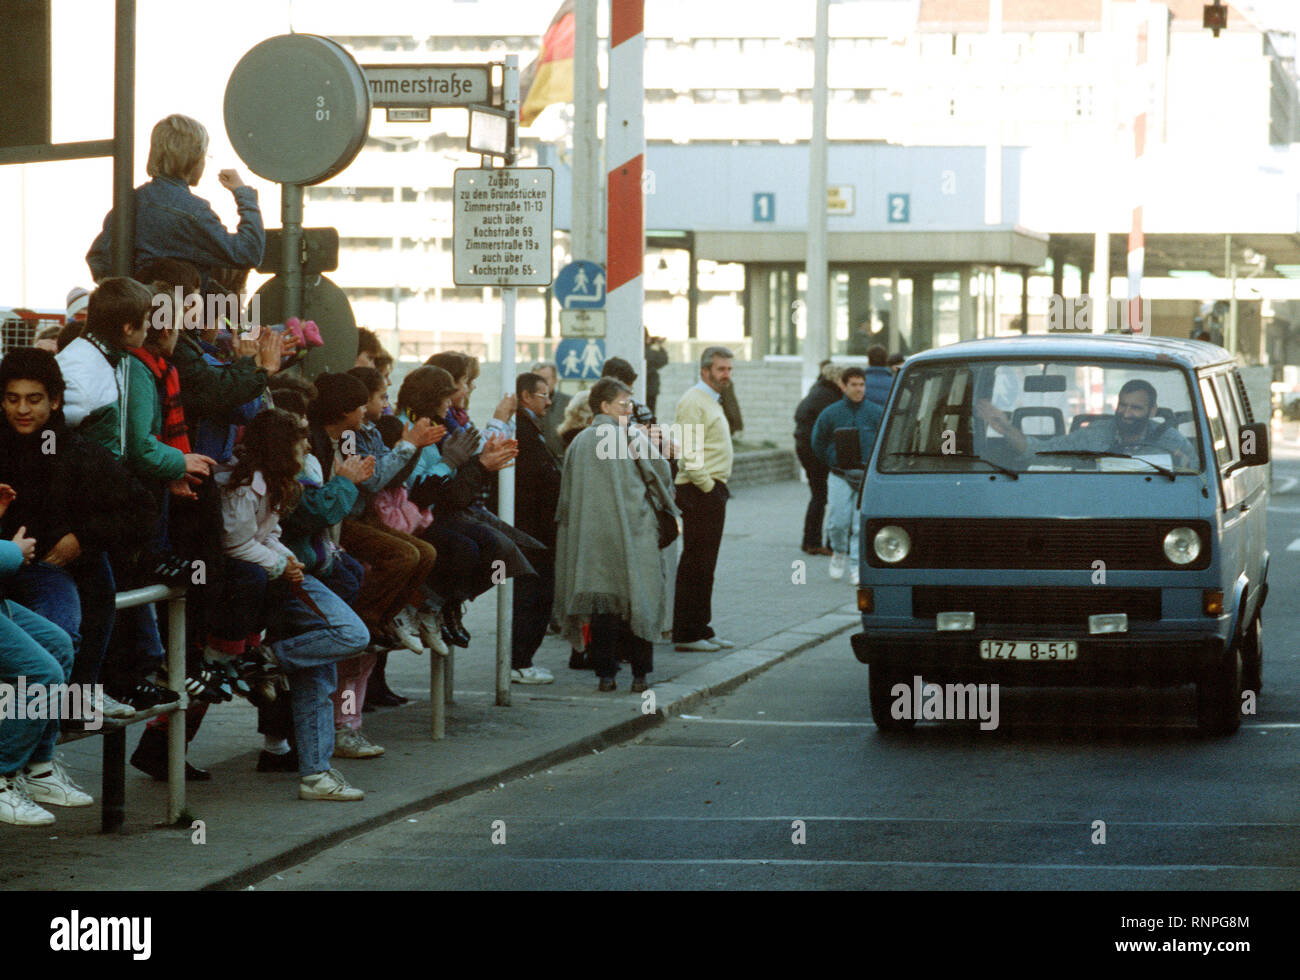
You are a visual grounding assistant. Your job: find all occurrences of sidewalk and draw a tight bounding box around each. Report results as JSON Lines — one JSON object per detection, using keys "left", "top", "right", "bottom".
{"left": 0, "top": 479, "right": 862, "bottom": 891}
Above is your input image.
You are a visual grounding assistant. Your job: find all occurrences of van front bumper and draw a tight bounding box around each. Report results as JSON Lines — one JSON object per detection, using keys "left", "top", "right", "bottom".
{"left": 851, "top": 630, "right": 1226, "bottom": 686}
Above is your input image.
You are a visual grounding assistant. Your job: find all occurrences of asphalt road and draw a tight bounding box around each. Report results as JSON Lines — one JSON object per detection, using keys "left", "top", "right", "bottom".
{"left": 256, "top": 459, "right": 1300, "bottom": 892}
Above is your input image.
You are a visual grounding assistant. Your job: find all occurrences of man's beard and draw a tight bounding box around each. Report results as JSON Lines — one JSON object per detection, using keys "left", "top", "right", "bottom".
{"left": 1115, "top": 413, "right": 1145, "bottom": 439}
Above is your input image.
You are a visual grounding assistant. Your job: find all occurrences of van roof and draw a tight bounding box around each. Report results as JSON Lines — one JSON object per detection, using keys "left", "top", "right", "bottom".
{"left": 906, "top": 334, "right": 1235, "bottom": 371}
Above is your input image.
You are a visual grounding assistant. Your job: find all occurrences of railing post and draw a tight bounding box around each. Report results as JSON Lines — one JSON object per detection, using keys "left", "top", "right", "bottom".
{"left": 167, "top": 594, "right": 187, "bottom": 825}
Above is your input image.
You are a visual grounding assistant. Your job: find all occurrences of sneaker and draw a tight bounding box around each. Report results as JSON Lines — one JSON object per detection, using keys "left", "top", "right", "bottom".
{"left": 511, "top": 666, "right": 555, "bottom": 685}
{"left": 299, "top": 768, "right": 365, "bottom": 801}
{"left": 630, "top": 676, "right": 650, "bottom": 693}
{"left": 0, "top": 775, "right": 55, "bottom": 826}
{"left": 418, "top": 610, "right": 451, "bottom": 656}
{"left": 390, "top": 607, "right": 425, "bottom": 654}
{"left": 674, "top": 639, "right": 721, "bottom": 652}
{"left": 828, "top": 552, "right": 847, "bottom": 580}
{"left": 332, "top": 727, "right": 385, "bottom": 759}
{"left": 118, "top": 679, "right": 181, "bottom": 710}
{"left": 709, "top": 636, "right": 736, "bottom": 649}
{"left": 849, "top": 563, "right": 860, "bottom": 586}
{"left": 94, "top": 690, "right": 137, "bottom": 719}
{"left": 21, "top": 760, "right": 92, "bottom": 808}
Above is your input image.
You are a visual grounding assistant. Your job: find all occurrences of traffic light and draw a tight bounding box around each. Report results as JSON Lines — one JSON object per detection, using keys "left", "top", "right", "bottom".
{"left": 1204, "top": 2, "right": 1228, "bottom": 38}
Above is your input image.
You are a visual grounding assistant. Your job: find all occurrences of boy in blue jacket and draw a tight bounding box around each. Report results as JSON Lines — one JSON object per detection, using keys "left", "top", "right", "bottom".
{"left": 811, "top": 366, "right": 884, "bottom": 585}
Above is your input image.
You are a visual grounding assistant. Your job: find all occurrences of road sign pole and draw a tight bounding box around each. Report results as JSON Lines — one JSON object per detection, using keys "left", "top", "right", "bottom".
{"left": 803, "top": 0, "right": 830, "bottom": 397}
{"left": 496, "top": 55, "right": 520, "bottom": 708}
{"left": 281, "top": 183, "right": 304, "bottom": 322}
{"left": 606, "top": 0, "right": 645, "bottom": 396}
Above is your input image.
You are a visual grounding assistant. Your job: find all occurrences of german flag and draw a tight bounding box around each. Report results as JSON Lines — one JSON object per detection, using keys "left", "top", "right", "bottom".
{"left": 520, "top": 0, "right": 575, "bottom": 127}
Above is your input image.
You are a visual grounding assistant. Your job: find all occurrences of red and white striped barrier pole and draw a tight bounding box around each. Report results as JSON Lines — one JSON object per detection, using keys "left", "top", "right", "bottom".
{"left": 606, "top": 0, "right": 646, "bottom": 386}
{"left": 1126, "top": 1, "right": 1149, "bottom": 335}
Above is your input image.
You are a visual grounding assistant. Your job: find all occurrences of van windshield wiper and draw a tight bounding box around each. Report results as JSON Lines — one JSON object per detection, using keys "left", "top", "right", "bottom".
{"left": 1033, "top": 449, "right": 1176, "bottom": 481}
{"left": 890, "top": 451, "right": 1019, "bottom": 480}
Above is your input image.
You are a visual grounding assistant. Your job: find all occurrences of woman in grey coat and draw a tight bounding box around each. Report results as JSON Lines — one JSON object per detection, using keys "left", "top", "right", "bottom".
{"left": 554, "top": 378, "right": 678, "bottom": 692}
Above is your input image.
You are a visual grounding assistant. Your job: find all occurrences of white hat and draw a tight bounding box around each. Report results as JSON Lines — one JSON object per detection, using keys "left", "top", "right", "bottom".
{"left": 66, "top": 286, "right": 90, "bottom": 320}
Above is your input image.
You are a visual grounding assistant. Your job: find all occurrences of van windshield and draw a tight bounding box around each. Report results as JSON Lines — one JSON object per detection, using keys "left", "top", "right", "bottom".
{"left": 876, "top": 358, "right": 1203, "bottom": 475}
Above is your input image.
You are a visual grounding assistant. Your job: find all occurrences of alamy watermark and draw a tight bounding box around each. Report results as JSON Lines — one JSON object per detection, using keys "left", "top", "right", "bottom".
{"left": 0, "top": 679, "right": 104, "bottom": 731}
{"left": 148, "top": 286, "right": 260, "bottom": 334}
{"left": 890, "top": 675, "right": 1000, "bottom": 730}
{"left": 594, "top": 421, "right": 705, "bottom": 469}
{"left": 1047, "top": 294, "right": 1151, "bottom": 335}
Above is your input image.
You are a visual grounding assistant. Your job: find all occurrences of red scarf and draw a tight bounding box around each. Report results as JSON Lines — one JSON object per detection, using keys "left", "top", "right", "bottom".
{"left": 130, "top": 347, "right": 191, "bottom": 453}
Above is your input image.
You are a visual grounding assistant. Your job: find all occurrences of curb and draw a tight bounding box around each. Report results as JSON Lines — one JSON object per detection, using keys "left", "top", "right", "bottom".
{"left": 206, "top": 606, "right": 862, "bottom": 891}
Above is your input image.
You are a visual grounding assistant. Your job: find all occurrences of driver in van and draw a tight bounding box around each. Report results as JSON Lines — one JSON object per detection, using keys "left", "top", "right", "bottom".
{"left": 974, "top": 379, "right": 1196, "bottom": 468}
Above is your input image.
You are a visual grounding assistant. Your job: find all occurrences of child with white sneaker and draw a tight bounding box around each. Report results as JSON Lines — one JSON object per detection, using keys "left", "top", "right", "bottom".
{"left": 0, "top": 522, "right": 92, "bottom": 826}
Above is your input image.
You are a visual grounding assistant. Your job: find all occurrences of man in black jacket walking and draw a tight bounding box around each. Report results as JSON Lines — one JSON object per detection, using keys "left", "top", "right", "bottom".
{"left": 793, "top": 361, "right": 843, "bottom": 555}
{"left": 510, "top": 372, "right": 561, "bottom": 684}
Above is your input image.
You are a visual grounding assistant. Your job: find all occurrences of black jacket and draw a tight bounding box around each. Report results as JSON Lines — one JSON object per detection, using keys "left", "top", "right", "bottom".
{"left": 170, "top": 332, "right": 269, "bottom": 432}
{"left": 794, "top": 378, "right": 843, "bottom": 450}
{"left": 514, "top": 409, "right": 562, "bottom": 549}
{"left": 0, "top": 414, "right": 156, "bottom": 565}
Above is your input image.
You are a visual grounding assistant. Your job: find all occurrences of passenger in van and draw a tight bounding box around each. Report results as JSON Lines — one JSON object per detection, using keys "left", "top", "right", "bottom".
{"left": 975, "top": 379, "right": 1196, "bottom": 468}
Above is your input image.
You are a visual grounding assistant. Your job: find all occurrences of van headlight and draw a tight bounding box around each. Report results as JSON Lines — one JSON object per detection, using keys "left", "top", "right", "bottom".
{"left": 1163, "top": 527, "right": 1201, "bottom": 565}
{"left": 873, "top": 525, "right": 911, "bottom": 563}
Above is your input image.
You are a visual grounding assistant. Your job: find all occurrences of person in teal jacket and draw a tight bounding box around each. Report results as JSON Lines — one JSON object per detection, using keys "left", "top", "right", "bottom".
{"left": 810, "top": 367, "right": 883, "bottom": 584}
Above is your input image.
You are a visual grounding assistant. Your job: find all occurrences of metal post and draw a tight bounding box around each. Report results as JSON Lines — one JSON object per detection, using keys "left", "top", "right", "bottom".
{"left": 573, "top": 0, "right": 602, "bottom": 266}
{"left": 282, "top": 183, "right": 304, "bottom": 321}
{"left": 101, "top": 729, "right": 125, "bottom": 833}
{"left": 166, "top": 595, "right": 186, "bottom": 825}
{"left": 1092, "top": 234, "right": 1109, "bottom": 331}
{"left": 110, "top": 0, "right": 135, "bottom": 277}
{"left": 496, "top": 55, "right": 520, "bottom": 708}
{"left": 803, "top": 0, "right": 831, "bottom": 396}
{"left": 985, "top": 0, "right": 1003, "bottom": 226}
{"left": 430, "top": 652, "right": 445, "bottom": 739}
{"left": 687, "top": 233, "right": 699, "bottom": 340}
{"left": 1229, "top": 262, "right": 1239, "bottom": 357}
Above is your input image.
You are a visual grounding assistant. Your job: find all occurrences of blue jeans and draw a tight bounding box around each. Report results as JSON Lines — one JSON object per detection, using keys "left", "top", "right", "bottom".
{"left": 6, "top": 554, "right": 117, "bottom": 688}
{"left": 826, "top": 472, "right": 860, "bottom": 561}
{"left": 0, "top": 601, "right": 74, "bottom": 775}
{"left": 264, "top": 574, "right": 369, "bottom": 777}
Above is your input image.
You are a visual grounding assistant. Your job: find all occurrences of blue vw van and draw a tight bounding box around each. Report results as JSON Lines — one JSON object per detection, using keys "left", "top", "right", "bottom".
{"left": 842, "top": 335, "right": 1269, "bottom": 735}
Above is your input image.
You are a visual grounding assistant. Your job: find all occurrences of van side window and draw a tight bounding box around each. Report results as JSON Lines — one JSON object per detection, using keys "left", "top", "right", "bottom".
{"left": 1231, "top": 370, "right": 1255, "bottom": 423}
{"left": 1199, "top": 377, "right": 1234, "bottom": 470}
{"left": 1211, "top": 374, "right": 1242, "bottom": 460}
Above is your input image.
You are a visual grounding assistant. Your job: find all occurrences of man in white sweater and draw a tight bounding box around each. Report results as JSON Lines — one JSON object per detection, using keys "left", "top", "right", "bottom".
{"left": 671, "top": 346, "right": 736, "bottom": 652}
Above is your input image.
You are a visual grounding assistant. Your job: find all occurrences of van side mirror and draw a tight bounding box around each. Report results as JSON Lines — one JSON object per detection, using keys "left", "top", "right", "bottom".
{"left": 834, "top": 428, "right": 863, "bottom": 469}
{"left": 1225, "top": 422, "right": 1269, "bottom": 476}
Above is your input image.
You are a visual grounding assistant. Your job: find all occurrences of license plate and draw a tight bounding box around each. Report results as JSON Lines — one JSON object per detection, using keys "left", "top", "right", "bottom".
{"left": 979, "top": 640, "right": 1078, "bottom": 661}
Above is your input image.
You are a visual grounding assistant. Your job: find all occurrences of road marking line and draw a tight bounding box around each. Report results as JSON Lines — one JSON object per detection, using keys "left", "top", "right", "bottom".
{"left": 1274, "top": 476, "right": 1299, "bottom": 494}
{"left": 437, "top": 815, "right": 1300, "bottom": 828}
{"left": 1287, "top": 538, "right": 1300, "bottom": 552}
{"left": 373, "top": 856, "right": 1299, "bottom": 873}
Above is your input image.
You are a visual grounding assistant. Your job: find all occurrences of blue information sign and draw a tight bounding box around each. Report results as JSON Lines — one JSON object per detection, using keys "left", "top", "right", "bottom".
{"left": 555, "top": 338, "right": 606, "bottom": 380}
{"left": 554, "top": 260, "right": 606, "bottom": 309}
{"left": 887, "top": 193, "right": 910, "bottom": 223}
{"left": 752, "top": 192, "right": 775, "bottom": 223}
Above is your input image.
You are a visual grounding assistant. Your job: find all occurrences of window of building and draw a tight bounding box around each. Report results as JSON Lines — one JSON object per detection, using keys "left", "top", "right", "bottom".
{"left": 402, "top": 188, "right": 420, "bottom": 203}
{"left": 432, "top": 187, "right": 453, "bottom": 202}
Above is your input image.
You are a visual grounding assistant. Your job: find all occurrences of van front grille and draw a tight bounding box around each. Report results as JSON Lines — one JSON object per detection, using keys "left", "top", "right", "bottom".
{"left": 912, "top": 586, "right": 1163, "bottom": 625}
{"left": 865, "top": 519, "right": 1210, "bottom": 570}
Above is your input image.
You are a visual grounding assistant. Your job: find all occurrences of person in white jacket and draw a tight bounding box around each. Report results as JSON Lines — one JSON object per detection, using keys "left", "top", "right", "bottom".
{"left": 214, "top": 409, "right": 370, "bottom": 801}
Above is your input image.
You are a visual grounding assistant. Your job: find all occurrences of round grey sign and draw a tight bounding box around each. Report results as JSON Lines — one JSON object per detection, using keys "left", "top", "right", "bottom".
{"left": 224, "top": 34, "right": 370, "bottom": 185}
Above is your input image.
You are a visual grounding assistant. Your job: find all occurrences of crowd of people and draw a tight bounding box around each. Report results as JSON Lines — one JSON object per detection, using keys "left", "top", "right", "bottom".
{"left": 1, "top": 113, "right": 741, "bottom": 828}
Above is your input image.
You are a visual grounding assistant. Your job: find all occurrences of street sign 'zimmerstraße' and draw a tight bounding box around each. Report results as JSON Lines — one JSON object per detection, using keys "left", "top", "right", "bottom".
{"left": 453, "top": 168, "right": 554, "bottom": 287}
{"left": 361, "top": 64, "right": 490, "bottom": 106}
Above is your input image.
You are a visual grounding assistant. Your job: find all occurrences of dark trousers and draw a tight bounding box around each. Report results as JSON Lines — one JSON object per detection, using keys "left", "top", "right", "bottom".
{"left": 423, "top": 518, "right": 509, "bottom": 604}
{"left": 795, "top": 445, "right": 829, "bottom": 550}
{"left": 511, "top": 549, "right": 554, "bottom": 670}
{"left": 590, "top": 613, "right": 653, "bottom": 679}
{"left": 672, "top": 481, "right": 728, "bottom": 643}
